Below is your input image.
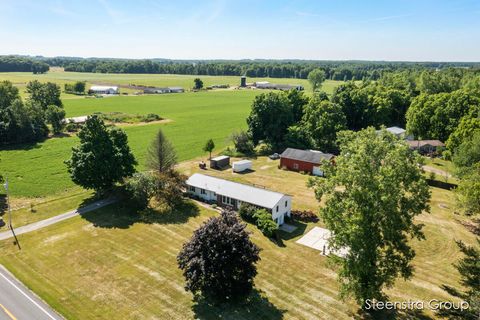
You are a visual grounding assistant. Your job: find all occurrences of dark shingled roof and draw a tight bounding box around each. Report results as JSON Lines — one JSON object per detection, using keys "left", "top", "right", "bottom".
{"left": 280, "top": 148, "right": 334, "bottom": 164}
{"left": 406, "top": 140, "right": 445, "bottom": 148}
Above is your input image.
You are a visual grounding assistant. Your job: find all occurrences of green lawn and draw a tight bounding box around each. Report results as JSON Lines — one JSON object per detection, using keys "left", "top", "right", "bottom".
{"left": 0, "top": 185, "right": 476, "bottom": 319}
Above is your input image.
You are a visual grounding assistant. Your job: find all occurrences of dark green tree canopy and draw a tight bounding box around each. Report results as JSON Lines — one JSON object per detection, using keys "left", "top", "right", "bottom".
{"left": 246, "top": 92, "right": 294, "bottom": 148}
{"left": 26, "top": 80, "right": 62, "bottom": 110}
{"left": 65, "top": 115, "right": 137, "bottom": 192}
{"left": 177, "top": 210, "right": 260, "bottom": 301}
{"left": 0, "top": 81, "right": 49, "bottom": 145}
{"left": 301, "top": 99, "right": 347, "bottom": 153}
{"left": 406, "top": 90, "right": 480, "bottom": 141}
{"left": 309, "top": 128, "right": 430, "bottom": 306}
{"left": 45, "top": 105, "right": 66, "bottom": 134}
{"left": 286, "top": 89, "right": 309, "bottom": 123}
{"left": 193, "top": 78, "right": 203, "bottom": 90}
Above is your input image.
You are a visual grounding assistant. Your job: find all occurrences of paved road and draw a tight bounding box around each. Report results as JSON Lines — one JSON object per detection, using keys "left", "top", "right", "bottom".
{"left": 0, "top": 197, "right": 117, "bottom": 241}
{"left": 0, "top": 265, "right": 63, "bottom": 320}
{"left": 0, "top": 197, "right": 117, "bottom": 319}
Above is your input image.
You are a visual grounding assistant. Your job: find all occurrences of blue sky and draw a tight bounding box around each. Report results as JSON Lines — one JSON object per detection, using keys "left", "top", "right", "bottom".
{"left": 1, "top": 0, "right": 479, "bottom": 61}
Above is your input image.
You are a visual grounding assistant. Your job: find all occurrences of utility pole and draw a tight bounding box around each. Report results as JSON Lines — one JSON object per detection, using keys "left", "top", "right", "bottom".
{"left": 3, "top": 177, "right": 20, "bottom": 250}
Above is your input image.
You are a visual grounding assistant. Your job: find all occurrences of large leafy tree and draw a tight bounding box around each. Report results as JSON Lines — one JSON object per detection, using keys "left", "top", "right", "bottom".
{"left": 453, "top": 132, "right": 480, "bottom": 215}
{"left": 308, "top": 128, "right": 430, "bottom": 307}
{"left": 146, "top": 129, "right": 177, "bottom": 174}
{"left": 65, "top": 115, "right": 137, "bottom": 193}
{"left": 246, "top": 92, "right": 293, "bottom": 148}
{"left": 0, "top": 81, "right": 48, "bottom": 145}
{"left": 446, "top": 114, "right": 480, "bottom": 152}
{"left": 307, "top": 69, "right": 326, "bottom": 92}
{"left": 286, "top": 89, "right": 309, "bottom": 122}
{"left": 26, "top": 80, "right": 62, "bottom": 109}
{"left": 45, "top": 105, "right": 66, "bottom": 134}
{"left": 177, "top": 210, "right": 260, "bottom": 301}
{"left": 406, "top": 90, "right": 480, "bottom": 141}
{"left": 302, "top": 99, "right": 346, "bottom": 153}
{"left": 452, "top": 132, "right": 480, "bottom": 177}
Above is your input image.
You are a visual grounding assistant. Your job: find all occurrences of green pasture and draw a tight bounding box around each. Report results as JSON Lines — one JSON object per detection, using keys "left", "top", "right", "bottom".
{"left": 0, "top": 90, "right": 257, "bottom": 198}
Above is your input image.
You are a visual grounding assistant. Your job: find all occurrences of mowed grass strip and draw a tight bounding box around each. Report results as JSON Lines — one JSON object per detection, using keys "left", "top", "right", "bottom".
{"left": 0, "top": 186, "right": 477, "bottom": 319}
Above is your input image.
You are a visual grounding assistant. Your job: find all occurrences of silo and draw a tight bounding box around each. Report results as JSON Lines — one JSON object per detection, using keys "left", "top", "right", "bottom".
{"left": 240, "top": 76, "right": 246, "bottom": 87}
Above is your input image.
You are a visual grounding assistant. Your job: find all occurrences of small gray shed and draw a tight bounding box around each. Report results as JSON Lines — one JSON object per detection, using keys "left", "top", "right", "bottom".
{"left": 210, "top": 155, "right": 230, "bottom": 170}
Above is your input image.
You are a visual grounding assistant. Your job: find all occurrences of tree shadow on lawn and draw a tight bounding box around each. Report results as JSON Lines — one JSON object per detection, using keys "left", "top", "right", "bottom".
{"left": 1, "top": 141, "right": 42, "bottom": 151}
{"left": 192, "top": 289, "right": 285, "bottom": 320}
{"left": 79, "top": 199, "right": 200, "bottom": 229}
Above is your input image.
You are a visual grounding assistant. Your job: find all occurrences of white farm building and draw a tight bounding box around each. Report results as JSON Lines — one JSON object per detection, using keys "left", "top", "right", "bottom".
{"left": 89, "top": 85, "right": 119, "bottom": 95}
{"left": 186, "top": 173, "right": 292, "bottom": 225}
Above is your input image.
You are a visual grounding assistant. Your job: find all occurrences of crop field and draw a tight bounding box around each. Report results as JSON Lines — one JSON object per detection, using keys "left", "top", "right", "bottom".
{"left": 0, "top": 90, "right": 259, "bottom": 198}
{"left": 0, "top": 183, "right": 475, "bottom": 319}
{"left": 0, "top": 72, "right": 343, "bottom": 200}
{"left": 0, "top": 69, "right": 342, "bottom": 97}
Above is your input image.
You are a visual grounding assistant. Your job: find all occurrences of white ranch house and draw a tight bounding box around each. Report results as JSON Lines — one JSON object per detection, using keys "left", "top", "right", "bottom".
{"left": 186, "top": 173, "right": 292, "bottom": 225}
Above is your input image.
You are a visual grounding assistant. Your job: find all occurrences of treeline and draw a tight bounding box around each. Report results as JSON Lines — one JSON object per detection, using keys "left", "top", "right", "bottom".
{"left": 4, "top": 55, "right": 480, "bottom": 80}
{"left": 0, "top": 56, "right": 49, "bottom": 74}
{"left": 243, "top": 67, "right": 480, "bottom": 154}
{"left": 58, "top": 59, "right": 480, "bottom": 80}
{"left": 0, "top": 80, "right": 65, "bottom": 145}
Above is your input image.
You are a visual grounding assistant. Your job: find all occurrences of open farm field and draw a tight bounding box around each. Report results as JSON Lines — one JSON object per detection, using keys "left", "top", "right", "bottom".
{"left": 0, "top": 70, "right": 342, "bottom": 97}
{"left": 0, "top": 90, "right": 259, "bottom": 198}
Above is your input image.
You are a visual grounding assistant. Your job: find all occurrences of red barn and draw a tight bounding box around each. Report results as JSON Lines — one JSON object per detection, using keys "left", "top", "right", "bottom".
{"left": 280, "top": 148, "right": 334, "bottom": 176}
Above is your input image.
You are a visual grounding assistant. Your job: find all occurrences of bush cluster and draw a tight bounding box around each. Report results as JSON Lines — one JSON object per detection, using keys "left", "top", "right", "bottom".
{"left": 291, "top": 209, "right": 319, "bottom": 223}
{"left": 238, "top": 203, "right": 278, "bottom": 237}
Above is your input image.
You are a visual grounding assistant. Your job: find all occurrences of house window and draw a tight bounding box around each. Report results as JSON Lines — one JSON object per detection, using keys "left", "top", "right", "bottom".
{"left": 200, "top": 189, "right": 206, "bottom": 195}
{"left": 293, "top": 163, "right": 299, "bottom": 170}
{"left": 276, "top": 206, "right": 279, "bottom": 212}
{"left": 222, "top": 196, "right": 226, "bottom": 203}
{"left": 285, "top": 200, "right": 288, "bottom": 207}
{"left": 189, "top": 186, "right": 195, "bottom": 192}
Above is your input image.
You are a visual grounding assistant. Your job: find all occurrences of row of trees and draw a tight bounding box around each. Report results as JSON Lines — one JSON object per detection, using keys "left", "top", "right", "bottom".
{"left": 0, "top": 56, "right": 49, "bottom": 74}
{"left": 3, "top": 55, "right": 458, "bottom": 80}
{"left": 0, "top": 80, "right": 65, "bottom": 145}
{"left": 246, "top": 84, "right": 410, "bottom": 154}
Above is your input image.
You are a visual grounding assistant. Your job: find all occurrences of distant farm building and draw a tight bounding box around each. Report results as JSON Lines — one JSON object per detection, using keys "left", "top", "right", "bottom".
{"left": 64, "top": 115, "right": 88, "bottom": 124}
{"left": 407, "top": 140, "right": 445, "bottom": 155}
{"left": 89, "top": 85, "right": 119, "bottom": 95}
{"left": 186, "top": 173, "right": 292, "bottom": 225}
{"left": 377, "top": 126, "right": 414, "bottom": 140}
{"left": 280, "top": 148, "right": 334, "bottom": 176}
{"left": 143, "top": 87, "right": 171, "bottom": 94}
{"left": 168, "top": 87, "right": 184, "bottom": 93}
{"left": 143, "top": 87, "right": 184, "bottom": 94}
{"left": 254, "top": 81, "right": 304, "bottom": 91}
